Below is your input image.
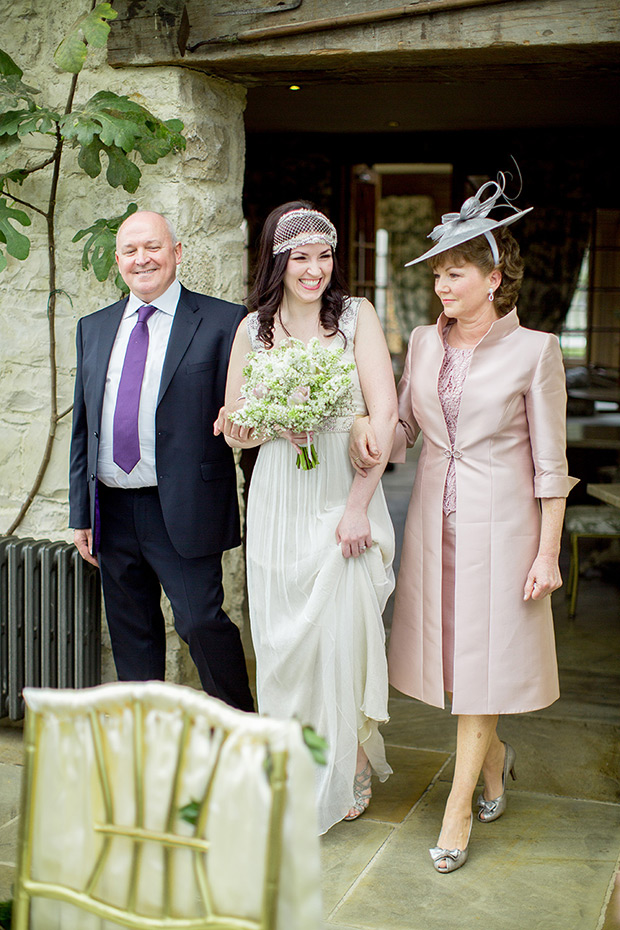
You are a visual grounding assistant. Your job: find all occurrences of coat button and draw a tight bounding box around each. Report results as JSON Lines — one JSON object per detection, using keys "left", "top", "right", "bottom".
{"left": 93, "top": 431, "right": 99, "bottom": 438}
{"left": 89, "top": 474, "right": 95, "bottom": 481}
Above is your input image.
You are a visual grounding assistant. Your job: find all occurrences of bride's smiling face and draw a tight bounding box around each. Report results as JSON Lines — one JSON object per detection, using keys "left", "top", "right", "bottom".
{"left": 283, "top": 241, "right": 333, "bottom": 305}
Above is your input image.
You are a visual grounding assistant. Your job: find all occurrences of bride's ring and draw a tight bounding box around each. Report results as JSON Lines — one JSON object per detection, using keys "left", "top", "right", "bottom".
{"left": 360, "top": 544, "right": 366, "bottom": 551}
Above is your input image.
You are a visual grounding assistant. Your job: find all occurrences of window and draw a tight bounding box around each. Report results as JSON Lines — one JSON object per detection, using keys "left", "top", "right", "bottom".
{"left": 561, "top": 209, "right": 620, "bottom": 374}
{"left": 560, "top": 249, "right": 589, "bottom": 360}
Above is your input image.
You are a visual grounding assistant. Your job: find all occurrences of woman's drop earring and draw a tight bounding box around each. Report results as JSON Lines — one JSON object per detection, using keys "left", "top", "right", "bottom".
{"left": 488, "top": 288, "right": 495, "bottom": 302}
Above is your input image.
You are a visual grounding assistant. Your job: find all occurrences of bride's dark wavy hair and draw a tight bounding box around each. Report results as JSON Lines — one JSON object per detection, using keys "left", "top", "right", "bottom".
{"left": 247, "top": 200, "right": 349, "bottom": 348}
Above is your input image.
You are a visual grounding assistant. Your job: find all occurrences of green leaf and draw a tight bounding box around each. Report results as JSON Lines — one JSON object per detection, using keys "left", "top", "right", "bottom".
{"left": 76, "top": 137, "right": 141, "bottom": 193}
{"left": 0, "top": 49, "right": 23, "bottom": 78}
{"left": 0, "top": 109, "right": 33, "bottom": 136}
{"left": 73, "top": 203, "right": 137, "bottom": 283}
{"left": 54, "top": 3, "right": 118, "bottom": 74}
{"left": 64, "top": 92, "right": 149, "bottom": 152}
{"left": 302, "top": 724, "right": 328, "bottom": 766}
{"left": 65, "top": 114, "right": 101, "bottom": 149}
{"left": 0, "top": 168, "right": 29, "bottom": 189}
{"left": 0, "top": 75, "right": 41, "bottom": 115}
{"left": 263, "top": 747, "right": 273, "bottom": 780}
{"left": 0, "top": 134, "right": 21, "bottom": 165}
{"left": 62, "top": 91, "right": 185, "bottom": 192}
{"left": 178, "top": 799, "right": 200, "bottom": 826}
{"left": 0, "top": 897, "right": 12, "bottom": 929}
{"left": 114, "top": 268, "right": 129, "bottom": 294}
{"left": 77, "top": 138, "right": 104, "bottom": 178}
{"left": 82, "top": 3, "right": 119, "bottom": 48}
{"left": 0, "top": 197, "right": 30, "bottom": 263}
{"left": 136, "top": 121, "right": 186, "bottom": 165}
{"left": 0, "top": 106, "right": 60, "bottom": 139}
{"left": 54, "top": 31, "right": 87, "bottom": 75}
{"left": 105, "top": 146, "right": 141, "bottom": 191}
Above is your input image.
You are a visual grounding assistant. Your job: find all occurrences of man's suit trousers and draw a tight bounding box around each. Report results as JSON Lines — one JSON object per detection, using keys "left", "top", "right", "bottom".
{"left": 97, "top": 484, "right": 254, "bottom": 712}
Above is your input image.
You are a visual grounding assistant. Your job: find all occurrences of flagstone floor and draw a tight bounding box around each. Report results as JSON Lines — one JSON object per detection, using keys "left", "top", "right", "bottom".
{"left": 1, "top": 449, "right": 619, "bottom": 929}
{"left": 316, "top": 453, "right": 620, "bottom": 930}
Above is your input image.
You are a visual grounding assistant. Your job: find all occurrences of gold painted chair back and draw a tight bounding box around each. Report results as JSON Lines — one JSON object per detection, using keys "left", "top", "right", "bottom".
{"left": 13, "top": 682, "right": 321, "bottom": 930}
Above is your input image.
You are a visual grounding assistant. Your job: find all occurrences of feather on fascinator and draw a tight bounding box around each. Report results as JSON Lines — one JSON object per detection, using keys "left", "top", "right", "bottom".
{"left": 405, "top": 172, "right": 532, "bottom": 267}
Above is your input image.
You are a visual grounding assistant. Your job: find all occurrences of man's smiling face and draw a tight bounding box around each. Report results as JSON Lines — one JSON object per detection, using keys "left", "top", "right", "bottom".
{"left": 115, "top": 211, "right": 182, "bottom": 302}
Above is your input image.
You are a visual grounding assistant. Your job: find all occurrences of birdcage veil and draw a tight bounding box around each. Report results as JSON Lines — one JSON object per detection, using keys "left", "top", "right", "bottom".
{"left": 272, "top": 208, "right": 338, "bottom": 255}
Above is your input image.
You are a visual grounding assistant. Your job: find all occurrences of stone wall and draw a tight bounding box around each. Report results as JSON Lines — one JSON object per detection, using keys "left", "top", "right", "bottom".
{"left": 0, "top": 0, "right": 248, "bottom": 686}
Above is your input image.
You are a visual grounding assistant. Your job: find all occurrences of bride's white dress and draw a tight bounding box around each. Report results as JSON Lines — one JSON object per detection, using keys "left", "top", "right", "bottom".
{"left": 245, "top": 298, "right": 395, "bottom": 835}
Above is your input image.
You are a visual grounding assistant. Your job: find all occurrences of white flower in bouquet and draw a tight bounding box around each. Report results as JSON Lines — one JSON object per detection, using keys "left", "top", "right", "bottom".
{"left": 230, "top": 337, "right": 355, "bottom": 469}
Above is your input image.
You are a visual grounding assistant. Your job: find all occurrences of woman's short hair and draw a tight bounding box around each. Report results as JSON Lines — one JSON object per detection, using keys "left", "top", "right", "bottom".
{"left": 247, "top": 200, "right": 348, "bottom": 348}
{"left": 429, "top": 226, "right": 524, "bottom": 316}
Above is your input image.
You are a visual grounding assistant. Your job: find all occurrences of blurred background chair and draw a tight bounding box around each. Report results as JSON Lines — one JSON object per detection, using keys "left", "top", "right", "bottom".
{"left": 13, "top": 681, "right": 321, "bottom": 930}
{"left": 565, "top": 505, "right": 620, "bottom": 620}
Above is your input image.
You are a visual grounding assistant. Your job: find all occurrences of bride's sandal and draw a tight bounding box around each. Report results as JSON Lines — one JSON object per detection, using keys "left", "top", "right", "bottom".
{"left": 344, "top": 761, "right": 372, "bottom": 821}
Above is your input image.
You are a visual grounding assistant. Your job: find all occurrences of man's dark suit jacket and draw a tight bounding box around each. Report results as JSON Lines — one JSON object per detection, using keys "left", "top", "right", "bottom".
{"left": 69, "top": 285, "right": 245, "bottom": 559}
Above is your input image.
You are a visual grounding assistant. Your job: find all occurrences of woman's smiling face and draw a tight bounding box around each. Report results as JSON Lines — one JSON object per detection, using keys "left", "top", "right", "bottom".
{"left": 283, "top": 241, "right": 333, "bottom": 305}
{"left": 433, "top": 260, "right": 500, "bottom": 322}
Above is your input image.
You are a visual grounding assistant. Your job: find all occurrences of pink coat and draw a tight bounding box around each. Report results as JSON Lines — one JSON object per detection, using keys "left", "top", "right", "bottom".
{"left": 389, "top": 309, "right": 578, "bottom": 715}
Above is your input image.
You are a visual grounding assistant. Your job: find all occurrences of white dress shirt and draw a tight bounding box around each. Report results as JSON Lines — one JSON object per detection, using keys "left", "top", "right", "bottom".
{"left": 97, "top": 279, "right": 181, "bottom": 488}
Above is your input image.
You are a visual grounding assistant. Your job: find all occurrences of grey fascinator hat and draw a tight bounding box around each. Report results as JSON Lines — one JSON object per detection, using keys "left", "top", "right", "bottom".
{"left": 405, "top": 173, "right": 533, "bottom": 267}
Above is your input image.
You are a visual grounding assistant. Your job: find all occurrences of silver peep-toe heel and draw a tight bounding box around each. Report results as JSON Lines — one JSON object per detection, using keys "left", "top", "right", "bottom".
{"left": 344, "top": 761, "right": 372, "bottom": 821}
{"left": 477, "top": 740, "right": 517, "bottom": 823}
{"left": 429, "top": 814, "right": 473, "bottom": 873}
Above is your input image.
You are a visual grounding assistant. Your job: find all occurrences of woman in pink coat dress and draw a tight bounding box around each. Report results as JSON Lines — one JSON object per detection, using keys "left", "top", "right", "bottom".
{"left": 350, "top": 175, "right": 577, "bottom": 873}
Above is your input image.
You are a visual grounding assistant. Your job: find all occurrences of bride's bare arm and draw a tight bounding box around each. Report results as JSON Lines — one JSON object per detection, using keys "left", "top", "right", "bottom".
{"left": 336, "top": 299, "right": 397, "bottom": 558}
{"left": 214, "top": 320, "right": 264, "bottom": 448}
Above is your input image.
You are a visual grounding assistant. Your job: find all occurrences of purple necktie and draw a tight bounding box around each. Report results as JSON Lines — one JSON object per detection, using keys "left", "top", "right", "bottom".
{"left": 113, "top": 304, "right": 157, "bottom": 473}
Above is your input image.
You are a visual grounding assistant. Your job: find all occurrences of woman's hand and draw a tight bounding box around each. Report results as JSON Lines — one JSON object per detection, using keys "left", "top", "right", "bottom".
{"left": 278, "top": 429, "right": 314, "bottom": 455}
{"left": 213, "top": 406, "right": 255, "bottom": 443}
{"left": 524, "top": 498, "right": 566, "bottom": 600}
{"left": 523, "top": 554, "right": 562, "bottom": 600}
{"left": 336, "top": 505, "right": 372, "bottom": 559}
{"left": 349, "top": 416, "right": 382, "bottom": 476}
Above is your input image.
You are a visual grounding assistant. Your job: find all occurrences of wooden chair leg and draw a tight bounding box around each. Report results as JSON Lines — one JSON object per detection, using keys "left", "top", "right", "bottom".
{"left": 566, "top": 533, "right": 575, "bottom": 602}
{"left": 569, "top": 532, "right": 580, "bottom": 621}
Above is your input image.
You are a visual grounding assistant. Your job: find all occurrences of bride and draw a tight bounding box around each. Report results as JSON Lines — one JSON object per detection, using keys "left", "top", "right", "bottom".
{"left": 217, "top": 201, "right": 397, "bottom": 833}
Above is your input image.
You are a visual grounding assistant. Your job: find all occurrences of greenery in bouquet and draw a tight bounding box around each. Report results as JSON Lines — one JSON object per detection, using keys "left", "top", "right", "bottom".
{"left": 230, "top": 337, "right": 355, "bottom": 470}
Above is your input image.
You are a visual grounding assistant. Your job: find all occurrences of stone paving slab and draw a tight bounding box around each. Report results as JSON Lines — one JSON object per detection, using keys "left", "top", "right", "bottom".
{"left": 541, "top": 667, "right": 620, "bottom": 722}
{"left": 322, "top": 818, "right": 393, "bottom": 917}
{"left": 369, "top": 746, "right": 450, "bottom": 824}
{"left": 383, "top": 697, "right": 456, "bottom": 753}
{"left": 436, "top": 716, "right": 620, "bottom": 804}
{"left": 0, "top": 818, "right": 18, "bottom": 901}
{"left": 382, "top": 697, "right": 620, "bottom": 804}
{"left": 603, "top": 872, "right": 620, "bottom": 930}
{"left": 0, "top": 764, "right": 21, "bottom": 825}
{"left": 327, "top": 783, "right": 620, "bottom": 930}
{"left": 0, "top": 727, "right": 24, "bottom": 766}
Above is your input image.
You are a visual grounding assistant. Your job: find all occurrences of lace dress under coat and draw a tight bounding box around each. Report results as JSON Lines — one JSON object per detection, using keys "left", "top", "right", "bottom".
{"left": 438, "top": 326, "right": 474, "bottom": 515}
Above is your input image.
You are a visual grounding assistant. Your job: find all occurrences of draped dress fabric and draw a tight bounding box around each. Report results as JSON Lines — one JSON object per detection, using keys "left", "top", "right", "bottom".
{"left": 389, "top": 309, "right": 578, "bottom": 715}
{"left": 245, "top": 298, "right": 395, "bottom": 835}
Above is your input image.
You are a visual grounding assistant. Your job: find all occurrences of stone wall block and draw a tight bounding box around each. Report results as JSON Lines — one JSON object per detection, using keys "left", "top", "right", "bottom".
{"left": 183, "top": 126, "right": 229, "bottom": 182}
{"left": 1, "top": 0, "right": 248, "bottom": 684}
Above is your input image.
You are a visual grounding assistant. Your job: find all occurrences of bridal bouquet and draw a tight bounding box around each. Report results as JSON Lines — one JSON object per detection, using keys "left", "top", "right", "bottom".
{"left": 230, "top": 337, "right": 355, "bottom": 470}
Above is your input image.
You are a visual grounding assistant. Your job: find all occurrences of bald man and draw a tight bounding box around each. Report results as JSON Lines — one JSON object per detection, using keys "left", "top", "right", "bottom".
{"left": 69, "top": 211, "right": 254, "bottom": 710}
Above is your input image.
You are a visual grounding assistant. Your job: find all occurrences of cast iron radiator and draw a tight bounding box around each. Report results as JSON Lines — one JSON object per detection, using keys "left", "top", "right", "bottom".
{"left": 0, "top": 537, "right": 101, "bottom": 720}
